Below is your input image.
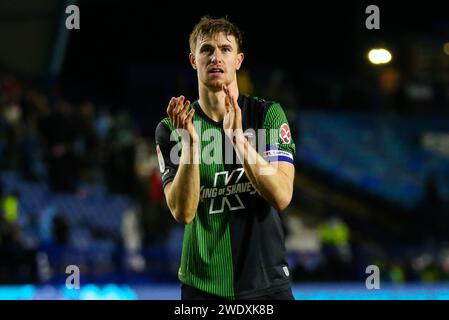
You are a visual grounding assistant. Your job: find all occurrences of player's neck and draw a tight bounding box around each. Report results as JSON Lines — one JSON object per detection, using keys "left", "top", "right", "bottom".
{"left": 198, "top": 82, "right": 239, "bottom": 123}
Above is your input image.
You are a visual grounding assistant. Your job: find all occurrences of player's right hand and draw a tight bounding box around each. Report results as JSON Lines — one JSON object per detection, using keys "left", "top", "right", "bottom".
{"left": 167, "top": 95, "right": 198, "bottom": 144}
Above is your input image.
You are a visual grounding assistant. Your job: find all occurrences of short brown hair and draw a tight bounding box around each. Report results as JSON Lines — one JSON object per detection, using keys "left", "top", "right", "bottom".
{"left": 189, "top": 16, "right": 243, "bottom": 54}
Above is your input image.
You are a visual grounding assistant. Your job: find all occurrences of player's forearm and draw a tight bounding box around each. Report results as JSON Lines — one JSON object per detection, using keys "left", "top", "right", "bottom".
{"left": 231, "top": 135, "right": 293, "bottom": 211}
{"left": 166, "top": 144, "right": 200, "bottom": 223}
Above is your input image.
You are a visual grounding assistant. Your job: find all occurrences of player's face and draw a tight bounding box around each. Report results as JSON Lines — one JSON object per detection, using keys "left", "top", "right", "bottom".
{"left": 190, "top": 32, "right": 244, "bottom": 90}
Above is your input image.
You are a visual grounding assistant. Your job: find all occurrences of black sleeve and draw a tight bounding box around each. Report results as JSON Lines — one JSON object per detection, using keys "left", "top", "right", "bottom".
{"left": 155, "top": 121, "right": 180, "bottom": 188}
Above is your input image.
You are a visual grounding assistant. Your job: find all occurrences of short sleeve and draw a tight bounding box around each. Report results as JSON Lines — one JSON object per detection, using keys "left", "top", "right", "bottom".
{"left": 261, "top": 103, "right": 296, "bottom": 164}
{"left": 155, "top": 120, "right": 180, "bottom": 188}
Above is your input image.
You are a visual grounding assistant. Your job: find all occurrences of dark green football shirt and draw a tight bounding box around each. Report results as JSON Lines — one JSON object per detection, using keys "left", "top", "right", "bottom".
{"left": 155, "top": 95, "right": 295, "bottom": 299}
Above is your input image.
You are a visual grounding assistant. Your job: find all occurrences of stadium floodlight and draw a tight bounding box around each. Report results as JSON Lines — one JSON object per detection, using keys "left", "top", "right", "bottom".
{"left": 368, "top": 48, "right": 392, "bottom": 65}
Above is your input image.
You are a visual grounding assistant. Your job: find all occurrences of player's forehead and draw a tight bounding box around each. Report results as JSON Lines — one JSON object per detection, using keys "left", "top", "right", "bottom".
{"left": 197, "top": 32, "right": 236, "bottom": 48}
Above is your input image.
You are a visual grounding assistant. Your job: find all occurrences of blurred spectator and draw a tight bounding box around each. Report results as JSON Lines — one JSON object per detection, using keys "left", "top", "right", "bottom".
{"left": 73, "top": 100, "right": 99, "bottom": 183}
{"left": 19, "top": 119, "right": 46, "bottom": 181}
{"left": 1, "top": 190, "right": 20, "bottom": 224}
{"left": 418, "top": 174, "right": 449, "bottom": 241}
{"left": 38, "top": 101, "right": 80, "bottom": 192}
{"left": 121, "top": 207, "right": 146, "bottom": 272}
{"left": 0, "top": 188, "right": 39, "bottom": 284}
{"left": 318, "top": 215, "right": 353, "bottom": 280}
{"left": 285, "top": 212, "right": 326, "bottom": 282}
{"left": 104, "top": 112, "right": 137, "bottom": 196}
{"left": 377, "top": 66, "right": 406, "bottom": 113}
{"left": 52, "top": 214, "right": 69, "bottom": 246}
{"left": 37, "top": 205, "right": 58, "bottom": 245}
{"left": 385, "top": 260, "right": 406, "bottom": 284}
{"left": 95, "top": 106, "right": 112, "bottom": 142}
{"left": 134, "top": 138, "right": 172, "bottom": 246}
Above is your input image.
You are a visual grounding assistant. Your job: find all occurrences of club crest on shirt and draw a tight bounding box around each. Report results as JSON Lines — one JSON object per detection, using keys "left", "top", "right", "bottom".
{"left": 279, "top": 123, "right": 291, "bottom": 144}
{"left": 156, "top": 144, "right": 165, "bottom": 173}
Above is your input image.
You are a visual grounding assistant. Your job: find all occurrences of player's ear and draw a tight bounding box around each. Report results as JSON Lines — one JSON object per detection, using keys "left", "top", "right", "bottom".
{"left": 189, "top": 53, "right": 197, "bottom": 70}
{"left": 236, "top": 52, "right": 244, "bottom": 71}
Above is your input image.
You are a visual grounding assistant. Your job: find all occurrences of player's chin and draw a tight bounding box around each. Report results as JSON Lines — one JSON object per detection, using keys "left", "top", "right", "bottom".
{"left": 207, "top": 80, "right": 226, "bottom": 91}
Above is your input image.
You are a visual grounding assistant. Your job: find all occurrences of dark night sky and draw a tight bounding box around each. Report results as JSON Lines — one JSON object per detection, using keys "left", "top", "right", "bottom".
{"left": 60, "top": 0, "right": 449, "bottom": 113}
{"left": 62, "top": 0, "right": 449, "bottom": 67}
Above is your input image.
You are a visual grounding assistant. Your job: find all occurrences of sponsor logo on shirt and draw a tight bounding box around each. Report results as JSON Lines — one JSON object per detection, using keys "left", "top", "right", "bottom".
{"left": 200, "top": 168, "right": 257, "bottom": 214}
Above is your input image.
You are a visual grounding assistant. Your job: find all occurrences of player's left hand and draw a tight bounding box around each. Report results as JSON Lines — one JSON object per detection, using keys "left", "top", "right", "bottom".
{"left": 223, "top": 85, "right": 243, "bottom": 142}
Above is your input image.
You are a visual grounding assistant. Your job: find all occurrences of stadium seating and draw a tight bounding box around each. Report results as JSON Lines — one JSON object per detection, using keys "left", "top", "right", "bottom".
{"left": 297, "top": 111, "right": 449, "bottom": 208}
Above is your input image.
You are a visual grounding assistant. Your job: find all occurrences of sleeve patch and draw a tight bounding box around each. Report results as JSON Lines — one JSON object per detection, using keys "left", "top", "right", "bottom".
{"left": 279, "top": 123, "right": 292, "bottom": 144}
{"left": 262, "top": 145, "right": 294, "bottom": 163}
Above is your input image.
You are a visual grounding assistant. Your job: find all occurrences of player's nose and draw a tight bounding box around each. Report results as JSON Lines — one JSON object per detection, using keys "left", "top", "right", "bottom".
{"left": 211, "top": 49, "right": 223, "bottom": 64}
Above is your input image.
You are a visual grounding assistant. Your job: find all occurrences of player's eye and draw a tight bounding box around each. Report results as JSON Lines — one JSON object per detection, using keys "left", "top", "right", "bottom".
{"left": 201, "top": 46, "right": 214, "bottom": 54}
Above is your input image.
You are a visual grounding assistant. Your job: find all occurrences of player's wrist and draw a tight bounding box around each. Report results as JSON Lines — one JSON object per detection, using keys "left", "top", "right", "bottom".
{"left": 180, "top": 141, "right": 199, "bottom": 164}
{"left": 181, "top": 139, "right": 199, "bottom": 151}
{"left": 225, "top": 129, "right": 245, "bottom": 145}
{"left": 181, "top": 132, "right": 199, "bottom": 146}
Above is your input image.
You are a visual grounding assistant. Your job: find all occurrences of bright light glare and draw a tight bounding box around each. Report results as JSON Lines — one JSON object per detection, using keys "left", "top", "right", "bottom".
{"left": 368, "top": 48, "right": 392, "bottom": 65}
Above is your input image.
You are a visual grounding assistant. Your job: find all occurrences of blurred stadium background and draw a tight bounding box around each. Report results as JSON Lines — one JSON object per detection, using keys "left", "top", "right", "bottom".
{"left": 1, "top": 0, "right": 449, "bottom": 299}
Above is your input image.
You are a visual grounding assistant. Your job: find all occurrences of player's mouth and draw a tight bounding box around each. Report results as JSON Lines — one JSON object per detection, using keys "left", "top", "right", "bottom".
{"left": 208, "top": 67, "right": 224, "bottom": 76}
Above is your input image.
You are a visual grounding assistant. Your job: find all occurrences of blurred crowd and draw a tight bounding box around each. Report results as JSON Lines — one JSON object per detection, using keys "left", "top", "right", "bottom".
{"left": 0, "top": 74, "right": 174, "bottom": 283}
{"left": 1, "top": 68, "right": 449, "bottom": 284}
{"left": 285, "top": 212, "right": 449, "bottom": 284}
